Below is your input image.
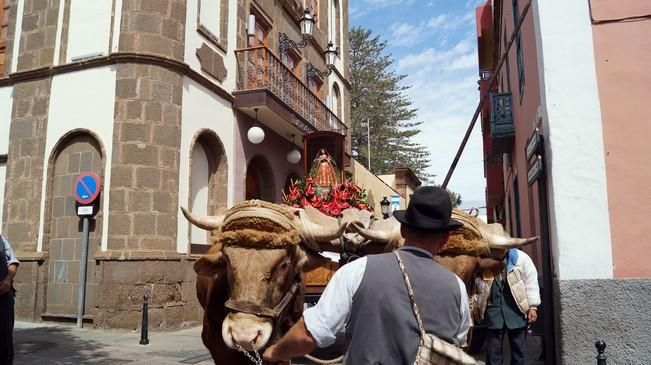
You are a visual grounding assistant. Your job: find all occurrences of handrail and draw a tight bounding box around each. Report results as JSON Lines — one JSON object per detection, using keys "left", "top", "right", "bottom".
{"left": 235, "top": 46, "right": 347, "bottom": 136}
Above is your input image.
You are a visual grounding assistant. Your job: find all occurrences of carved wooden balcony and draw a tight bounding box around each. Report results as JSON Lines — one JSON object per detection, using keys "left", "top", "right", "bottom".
{"left": 234, "top": 46, "right": 347, "bottom": 137}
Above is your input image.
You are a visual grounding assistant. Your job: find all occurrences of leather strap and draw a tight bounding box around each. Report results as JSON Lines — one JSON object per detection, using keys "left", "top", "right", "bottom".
{"left": 224, "top": 280, "right": 301, "bottom": 319}
{"left": 394, "top": 251, "right": 427, "bottom": 343}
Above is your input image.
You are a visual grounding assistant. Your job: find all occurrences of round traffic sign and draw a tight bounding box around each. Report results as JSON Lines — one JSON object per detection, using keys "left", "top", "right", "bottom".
{"left": 74, "top": 172, "right": 102, "bottom": 204}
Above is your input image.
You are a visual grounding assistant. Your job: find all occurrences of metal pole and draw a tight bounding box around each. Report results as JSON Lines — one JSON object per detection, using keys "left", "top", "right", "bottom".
{"left": 367, "top": 118, "right": 371, "bottom": 171}
{"left": 441, "top": 0, "right": 533, "bottom": 188}
{"left": 76, "top": 217, "right": 90, "bottom": 328}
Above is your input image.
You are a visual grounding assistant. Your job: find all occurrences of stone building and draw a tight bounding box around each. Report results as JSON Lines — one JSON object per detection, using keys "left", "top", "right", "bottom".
{"left": 0, "top": 0, "right": 350, "bottom": 329}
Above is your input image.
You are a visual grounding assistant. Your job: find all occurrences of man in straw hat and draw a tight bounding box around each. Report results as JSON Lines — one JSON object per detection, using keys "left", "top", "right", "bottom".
{"left": 263, "top": 186, "right": 470, "bottom": 364}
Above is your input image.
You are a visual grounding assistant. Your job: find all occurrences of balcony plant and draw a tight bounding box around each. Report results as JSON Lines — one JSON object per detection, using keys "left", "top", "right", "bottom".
{"left": 282, "top": 176, "right": 372, "bottom": 217}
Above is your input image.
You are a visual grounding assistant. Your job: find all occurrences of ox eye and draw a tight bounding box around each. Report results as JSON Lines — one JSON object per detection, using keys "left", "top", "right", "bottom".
{"left": 275, "top": 258, "right": 291, "bottom": 275}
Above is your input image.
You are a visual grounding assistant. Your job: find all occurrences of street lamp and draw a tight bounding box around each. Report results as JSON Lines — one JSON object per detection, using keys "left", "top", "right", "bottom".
{"left": 279, "top": 9, "right": 315, "bottom": 54}
{"left": 286, "top": 134, "right": 301, "bottom": 164}
{"left": 247, "top": 108, "right": 265, "bottom": 144}
{"left": 380, "top": 196, "right": 391, "bottom": 219}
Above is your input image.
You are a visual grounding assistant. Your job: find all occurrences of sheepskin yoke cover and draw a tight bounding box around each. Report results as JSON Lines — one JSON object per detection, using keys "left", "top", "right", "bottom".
{"left": 215, "top": 200, "right": 301, "bottom": 249}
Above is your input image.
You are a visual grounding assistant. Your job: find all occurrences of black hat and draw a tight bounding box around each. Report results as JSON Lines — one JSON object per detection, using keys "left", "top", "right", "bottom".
{"left": 393, "top": 186, "right": 462, "bottom": 233}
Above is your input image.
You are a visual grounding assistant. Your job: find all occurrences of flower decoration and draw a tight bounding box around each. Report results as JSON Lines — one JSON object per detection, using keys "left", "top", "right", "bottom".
{"left": 282, "top": 176, "right": 372, "bottom": 217}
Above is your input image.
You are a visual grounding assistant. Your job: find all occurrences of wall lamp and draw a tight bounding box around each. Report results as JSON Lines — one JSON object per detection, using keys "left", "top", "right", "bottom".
{"left": 279, "top": 9, "right": 315, "bottom": 54}
{"left": 306, "top": 42, "right": 338, "bottom": 78}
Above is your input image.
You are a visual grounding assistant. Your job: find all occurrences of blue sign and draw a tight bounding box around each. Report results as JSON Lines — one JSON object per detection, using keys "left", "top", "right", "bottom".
{"left": 390, "top": 194, "right": 401, "bottom": 212}
{"left": 74, "top": 172, "right": 101, "bottom": 204}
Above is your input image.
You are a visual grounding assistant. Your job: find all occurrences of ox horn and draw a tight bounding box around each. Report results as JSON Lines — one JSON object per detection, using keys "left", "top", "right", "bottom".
{"left": 479, "top": 223, "right": 538, "bottom": 248}
{"left": 295, "top": 209, "right": 347, "bottom": 247}
{"left": 348, "top": 220, "right": 402, "bottom": 247}
{"left": 180, "top": 206, "right": 225, "bottom": 231}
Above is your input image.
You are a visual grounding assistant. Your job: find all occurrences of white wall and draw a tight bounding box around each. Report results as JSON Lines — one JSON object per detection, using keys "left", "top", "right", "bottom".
{"left": 36, "top": 67, "right": 117, "bottom": 252}
{"left": 190, "top": 143, "right": 210, "bottom": 244}
{"left": 10, "top": 0, "right": 25, "bottom": 73}
{"left": 0, "top": 87, "right": 12, "bottom": 155}
{"left": 66, "top": 0, "right": 113, "bottom": 62}
{"left": 533, "top": 0, "right": 613, "bottom": 280}
{"left": 178, "top": 77, "right": 236, "bottom": 253}
{"left": 0, "top": 163, "right": 5, "bottom": 233}
{"left": 0, "top": 86, "right": 13, "bottom": 234}
{"left": 184, "top": 0, "right": 238, "bottom": 90}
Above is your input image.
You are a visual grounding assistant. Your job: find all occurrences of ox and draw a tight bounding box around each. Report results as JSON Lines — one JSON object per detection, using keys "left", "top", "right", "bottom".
{"left": 182, "top": 201, "right": 345, "bottom": 364}
{"left": 183, "top": 201, "right": 536, "bottom": 363}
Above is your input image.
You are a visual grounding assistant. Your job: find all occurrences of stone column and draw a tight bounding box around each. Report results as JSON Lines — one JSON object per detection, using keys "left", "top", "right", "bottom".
{"left": 107, "top": 0, "right": 186, "bottom": 252}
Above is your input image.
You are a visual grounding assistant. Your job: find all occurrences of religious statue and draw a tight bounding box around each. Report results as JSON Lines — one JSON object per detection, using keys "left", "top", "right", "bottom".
{"left": 311, "top": 148, "right": 340, "bottom": 190}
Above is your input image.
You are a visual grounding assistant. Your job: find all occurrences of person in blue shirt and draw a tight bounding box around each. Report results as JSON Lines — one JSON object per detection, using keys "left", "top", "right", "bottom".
{"left": 1, "top": 233, "right": 20, "bottom": 365}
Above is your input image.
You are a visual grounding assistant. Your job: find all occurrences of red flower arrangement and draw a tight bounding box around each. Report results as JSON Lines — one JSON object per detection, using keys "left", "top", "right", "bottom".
{"left": 282, "top": 176, "right": 372, "bottom": 217}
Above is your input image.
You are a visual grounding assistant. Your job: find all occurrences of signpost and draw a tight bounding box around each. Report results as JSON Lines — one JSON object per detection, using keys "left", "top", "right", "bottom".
{"left": 73, "top": 172, "right": 101, "bottom": 328}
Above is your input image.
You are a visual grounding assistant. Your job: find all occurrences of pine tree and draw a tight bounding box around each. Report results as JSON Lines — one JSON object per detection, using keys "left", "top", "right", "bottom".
{"left": 349, "top": 27, "right": 433, "bottom": 182}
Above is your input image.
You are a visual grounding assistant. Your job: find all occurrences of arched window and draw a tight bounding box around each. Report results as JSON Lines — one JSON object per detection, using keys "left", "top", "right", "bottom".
{"left": 189, "top": 131, "right": 228, "bottom": 249}
{"left": 333, "top": 0, "right": 341, "bottom": 50}
{"left": 190, "top": 143, "right": 210, "bottom": 244}
{"left": 246, "top": 156, "right": 276, "bottom": 202}
{"left": 332, "top": 83, "right": 342, "bottom": 118}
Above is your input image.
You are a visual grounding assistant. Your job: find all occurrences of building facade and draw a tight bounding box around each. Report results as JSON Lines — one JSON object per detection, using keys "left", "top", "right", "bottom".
{"left": 0, "top": 0, "right": 350, "bottom": 329}
{"left": 476, "top": 0, "right": 651, "bottom": 363}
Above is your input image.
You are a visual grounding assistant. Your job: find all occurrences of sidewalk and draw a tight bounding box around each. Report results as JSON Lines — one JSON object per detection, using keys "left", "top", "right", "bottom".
{"left": 14, "top": 321, "right": 545, "bottom": 365}
{"left": 14, "top": 321, "right": 213, "bottom": 365}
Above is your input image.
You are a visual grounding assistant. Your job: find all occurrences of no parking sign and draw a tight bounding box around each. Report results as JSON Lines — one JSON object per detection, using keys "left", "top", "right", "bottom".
{"left": 73, "top": 172, "right": 102, "bottom": 216}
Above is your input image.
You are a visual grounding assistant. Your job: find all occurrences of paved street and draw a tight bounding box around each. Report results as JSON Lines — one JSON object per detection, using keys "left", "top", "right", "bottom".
{"left": 14, "top": 321, "right": 544, "bottom": 364}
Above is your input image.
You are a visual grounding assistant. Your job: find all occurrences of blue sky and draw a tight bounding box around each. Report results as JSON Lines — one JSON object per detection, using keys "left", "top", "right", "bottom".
{"left": 349, "top": 0, "right": 486, "bottom": 207}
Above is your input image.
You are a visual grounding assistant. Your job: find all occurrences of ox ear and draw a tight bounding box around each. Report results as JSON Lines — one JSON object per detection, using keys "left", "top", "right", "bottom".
{"left": 194, "top": 252, "right": 226, "bottom": 276}
{"left": 298, "top": 249, "right": 331, "bottom": 272}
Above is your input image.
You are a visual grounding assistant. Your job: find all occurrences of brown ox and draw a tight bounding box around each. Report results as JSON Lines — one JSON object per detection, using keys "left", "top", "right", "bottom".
{"left": 182, "top": 201, "right": 344, "bottom": 364}
{"left": 348, "top": 209, "right": 537, "bottom": 325}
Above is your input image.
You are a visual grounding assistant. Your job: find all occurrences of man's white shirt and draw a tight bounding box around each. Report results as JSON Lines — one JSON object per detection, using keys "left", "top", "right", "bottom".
{"left": 303, "top": 247, "right": 470, "bottom": 348}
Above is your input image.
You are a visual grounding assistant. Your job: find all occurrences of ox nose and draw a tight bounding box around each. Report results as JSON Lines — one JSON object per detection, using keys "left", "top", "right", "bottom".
{"left": 230, "top": 327, "right": 262, "bottom": 349}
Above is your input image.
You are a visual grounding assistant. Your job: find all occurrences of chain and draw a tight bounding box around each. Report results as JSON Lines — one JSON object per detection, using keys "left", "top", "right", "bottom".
{"left": 234, "top": 341, "right": 264, "bottom": 365}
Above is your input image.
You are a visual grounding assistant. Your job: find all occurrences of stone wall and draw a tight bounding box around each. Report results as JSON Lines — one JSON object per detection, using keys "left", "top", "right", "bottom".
{"left": 119, "top": 0, "right": 187, "bottom": 61}
{"left": 109, "top": 63, "right": 183, "bottom": 252}
{"left": 13, "top": 259, "right": 48, "bottom": 321}
{"left": 17, "top": 0, "right": 60, "bottom": 71}
{"left": 93, "top": 259, "right": 202, "bottom": 330}
{"left": 558, "top": 279, "right": 651, "bottom": 364}
{"left": 3, "top": 78, "right": 51, "bottom": 251}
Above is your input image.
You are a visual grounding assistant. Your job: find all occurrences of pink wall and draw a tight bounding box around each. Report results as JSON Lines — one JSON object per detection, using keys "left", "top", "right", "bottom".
{"left": 591, "top": 0, "right": 651, "bottom": 278}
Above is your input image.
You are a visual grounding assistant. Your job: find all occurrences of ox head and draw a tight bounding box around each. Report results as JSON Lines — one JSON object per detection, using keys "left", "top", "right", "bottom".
{"left": 182, "top": 201, "right": 345, "bottom": 351}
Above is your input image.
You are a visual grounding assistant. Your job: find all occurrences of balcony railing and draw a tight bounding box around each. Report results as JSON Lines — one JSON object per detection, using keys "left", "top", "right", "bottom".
{"left": 235, "top": 46, "right": 347, "bottom": 136}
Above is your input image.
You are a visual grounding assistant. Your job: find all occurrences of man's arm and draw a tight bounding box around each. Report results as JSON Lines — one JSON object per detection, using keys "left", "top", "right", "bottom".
{"left": 455, "top": 276, "right": 470, "bottom": 346}
{"left": 1, "top": 235, "right": 19, "bottom": 295}
{"left": 263, "top": 256, "right": 367, "bottom": 362}
{"left": 263, "top": 318, "right": 317, "bottom": 362}
{"left": 0, "top": 264, "right": 17, "bottom": 295}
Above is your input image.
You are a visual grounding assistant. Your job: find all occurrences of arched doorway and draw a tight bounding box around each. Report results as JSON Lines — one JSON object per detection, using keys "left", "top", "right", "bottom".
{"left": 245, "top": 156, "right": 276, "bottom": 202}
{"left": 43, "top": 132, "right": 103, "bottom": 317}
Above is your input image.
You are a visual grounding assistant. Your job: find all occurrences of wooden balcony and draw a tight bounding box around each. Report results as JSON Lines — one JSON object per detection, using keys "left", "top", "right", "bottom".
{"left": 234, "top": 46, "right": 347, "bottom": 137}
